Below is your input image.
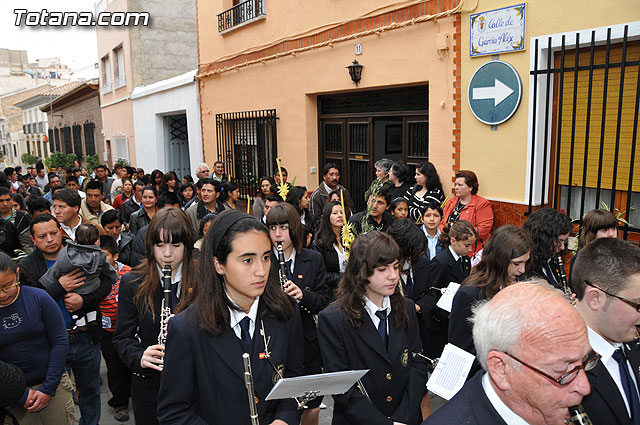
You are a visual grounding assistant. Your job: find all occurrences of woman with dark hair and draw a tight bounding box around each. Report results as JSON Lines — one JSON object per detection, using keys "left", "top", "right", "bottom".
{"left": 285, "top": 186, "right": 314, "bottom": 244}
{"left": 159, "top": 172, "right": 178, "bottom": 194}
{"left": 318, "top": 231, "right": 427, "bottom": 425}
{"left": 253, "top": 177, "right": 275, "bottom": 220}
{"left": 405, "top": 162, "right": 444, "bottom": 222}
{"left": 0, "top": 252, "right": 74, "bottom": 424}
{"left": 129, "top": 186, "right": 158, "bottom": 235}
{"left": 448, "top": 225, "right": 530, "bottom": 378}
{"left": 182, "top": 175, "right": 194, "bottom": 185}
{"left": 327, "top": 188, "right": 352, "bottom": 219}
{"left": 569, "top": 209, "right": 619, "bottom": 287}
{"left": 112, "top": 178, "right": 133, "bottom": 210}
{"left": 150, "top": 170, "right": 164, "bottom": 192}
{"left": 266, "top": 203, "right": 329, "bottom": 425}
{"left": 178, "top": 182, "right": 195, "bottom": 209}
{"left": 311, "top": 201, "right": 346, "bottom": 297}
{"left": 10, "top": 193, "right": 26, "bottom": 212}
{"left": 388, "top": 161, "right": 414, "bottom": 202}
{"left": 521, "top": 207, "right": 572, "bottom": 289}
{"left": 157, "top": 210, "right": 304, "bottom": 425}
{"left": 441, "top": 170, "right": 493, "bottom": 259}
{"left": 221, "top": 180, "right": 240, "bottom": 210}
{"left": 113, "top": 208, "right": 197, "bottom": 425}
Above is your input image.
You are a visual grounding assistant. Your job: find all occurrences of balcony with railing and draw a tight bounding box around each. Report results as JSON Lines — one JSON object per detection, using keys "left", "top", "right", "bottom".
{"left": 217, "top": 0, "right": 265, "bottom": 34}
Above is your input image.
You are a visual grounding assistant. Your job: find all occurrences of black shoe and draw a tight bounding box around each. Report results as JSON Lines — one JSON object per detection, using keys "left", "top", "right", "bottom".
{"left": 114, "top": 406, "right": 129, "bottom": 422}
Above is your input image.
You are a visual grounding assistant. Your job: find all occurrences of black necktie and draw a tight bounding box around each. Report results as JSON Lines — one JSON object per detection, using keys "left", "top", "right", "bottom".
{"left": 612, "top": 347, "right": 640, "bottom": 424}
{"left": 239, "top": 317, "right": 252, "bottom": 354}
{"left": 285, "top": 259, "right": 293, "bottom": 280}
{"left": 171, "top": 281, "right": 180, "bottom": 308}
{"left": 458, "top": 257, "right": 465, "bottom": 277}
{"left": 375, "top": 310, "right": 388, "bottom": 349}
{"left": 405, "top": 273, "right": 414, "bottom": 295}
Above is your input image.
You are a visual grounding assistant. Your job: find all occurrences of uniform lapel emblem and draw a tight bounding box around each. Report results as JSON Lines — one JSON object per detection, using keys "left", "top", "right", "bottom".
{"left": 401, "top": 349, "right": 409, "bottom": 366}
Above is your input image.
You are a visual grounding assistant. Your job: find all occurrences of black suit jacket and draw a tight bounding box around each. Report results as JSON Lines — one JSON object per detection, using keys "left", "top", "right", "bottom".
{"left": 422, "top": 371, "right": 508, "bottom": 425}
{"left": 448, "top": 285, "right": 484, "bottom": 379}
{"left": 310, "top": 238, "right": 342, "bottom": 294}
{"left": 430, "top": 248, "right": 471, "bottom": 288}
{"left": 270, "top": 248, "right": 329, "bottom": 361}
{"left": 157, "top": 303, "right": 304, "bottom": 425}
{"left": 582, "top": 345, "right": 640, "bottom": 425}
{"left": 318, "top": 300, "right": 427, "bottom": 425}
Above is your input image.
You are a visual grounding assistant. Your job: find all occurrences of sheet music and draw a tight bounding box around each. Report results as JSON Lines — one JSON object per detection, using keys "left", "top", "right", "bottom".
{"left": 426, "top": 343, "right": 475, "bottom": 400}
{"left": 436, "top": 282, "right": 461, "bottom": 313}
{"left": 266, "top": 369, "right": 369, "bottom": 401}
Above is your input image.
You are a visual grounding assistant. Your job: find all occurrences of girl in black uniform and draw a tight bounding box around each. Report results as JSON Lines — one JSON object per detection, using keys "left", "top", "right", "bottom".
{"left": 266, "top": 203, "right": 330, "bottom": 425}
{"left": 317, "top": 231, "right": 427, "bottom": 425}
{"left": 113, "top": 207, "right": 197, "bottom": 425}
{"left": 157, "top": 210, "right": 304, "bottom": 425}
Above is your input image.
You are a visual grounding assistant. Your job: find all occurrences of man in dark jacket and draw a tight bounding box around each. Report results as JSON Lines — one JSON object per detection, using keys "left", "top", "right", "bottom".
{"left": 20, "top": 214, "right": 111, "bottom": 425}
{"left": 0, "top": 186, "right": 32, "bottom": 253}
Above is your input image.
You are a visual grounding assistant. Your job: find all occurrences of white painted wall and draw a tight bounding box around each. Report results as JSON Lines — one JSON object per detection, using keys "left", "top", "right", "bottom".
{"left": 131, "top": 70, "right": 202, "bottom": 179}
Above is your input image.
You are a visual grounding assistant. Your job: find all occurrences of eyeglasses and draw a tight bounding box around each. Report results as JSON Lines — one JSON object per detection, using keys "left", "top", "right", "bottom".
{"left": 0, "top": 282, "right": 19, "bottom": 293}
{"left": 584, "top": 280, "right": 640, "bottom": 312}
{"left": 504, "top": 350, "right": 600, "bottom": 386}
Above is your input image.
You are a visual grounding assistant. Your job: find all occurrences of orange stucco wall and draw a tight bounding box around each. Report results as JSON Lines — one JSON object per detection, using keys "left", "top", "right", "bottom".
{"left": 197, "top": 1, "right": 459, "bottom": 191}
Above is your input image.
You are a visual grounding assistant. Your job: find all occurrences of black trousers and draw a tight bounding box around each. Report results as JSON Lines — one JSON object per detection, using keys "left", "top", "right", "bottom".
{"left": 101, "top": 329, "right": 132, "bottom": 408}
{"left": 131, "top": 374, "right": 161, "bottom": 425}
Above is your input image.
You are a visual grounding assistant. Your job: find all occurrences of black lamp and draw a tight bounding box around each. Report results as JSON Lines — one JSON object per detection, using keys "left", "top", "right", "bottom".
{"left": 346, "top": 59, "right": 363, "bottom": 86}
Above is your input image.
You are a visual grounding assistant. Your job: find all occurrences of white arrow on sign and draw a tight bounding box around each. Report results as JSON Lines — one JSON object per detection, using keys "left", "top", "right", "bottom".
{"left": 472, "top": 78, "right": 514, "bottom": 106}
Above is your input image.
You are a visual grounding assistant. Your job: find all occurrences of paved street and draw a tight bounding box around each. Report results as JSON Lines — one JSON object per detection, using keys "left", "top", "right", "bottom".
{"left": 89, "top": 358, "right": 445, "bottom": 425}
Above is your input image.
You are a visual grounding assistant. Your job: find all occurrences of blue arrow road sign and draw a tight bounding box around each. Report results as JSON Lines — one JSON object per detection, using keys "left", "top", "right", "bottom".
{"left": 467, "top": 60, "right": 522, "bottom": 125}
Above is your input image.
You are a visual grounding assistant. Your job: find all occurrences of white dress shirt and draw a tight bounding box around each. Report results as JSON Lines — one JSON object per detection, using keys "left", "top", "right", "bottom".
{"left": 363, "top": 295, "right": 391, "bottom": 333}
{"left": 588, "top": 326, "right": 638, "bottom": 417}
{"left": 482, "top": 373, "right": 531, "bottom": 425}
{"left": 227, "top": 294, "right": 260, "bottom": 339}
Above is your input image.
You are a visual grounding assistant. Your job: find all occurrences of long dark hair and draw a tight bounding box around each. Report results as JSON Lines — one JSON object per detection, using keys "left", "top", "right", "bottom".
{"left": 463, "top": 225, "right": 531, "bottom": 299}
{"left": 416, "top": 161, "right": 443, "bottom": 193}
{"left": 285, "top": 186, "right": 308, "bottom": 216}
{"left": 387, "top": 219, "right": 426, "bottom": 265}
{"left": 132, "top": 207, "right": 196, "bottom": 319}
{"left": 265, "top": 203, "right": 304, "bottom": 254}
{"left": 522, "top": 208, "right": 572, "bottom": 275}
{"left": 258, "top": 177, "right": 276, "bottom": 201}
{"left": 159, "top": 171, "right": 178, "bottom": 192}
{"left": 316, "top": 201, "right": 341, "bottom": 250}
{"left": 335, "top": 231, "right": 409, "bottom": 330}
{"left": 193, "top": 211, "right": 293, "bottom": 336}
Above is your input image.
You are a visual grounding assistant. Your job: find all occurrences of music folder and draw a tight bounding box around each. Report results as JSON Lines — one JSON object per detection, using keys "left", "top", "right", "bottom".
{"left": 266, "top": 370, "right": 369, "bottom": 401}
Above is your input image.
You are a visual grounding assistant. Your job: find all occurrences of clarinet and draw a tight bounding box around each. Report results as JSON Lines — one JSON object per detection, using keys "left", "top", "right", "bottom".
{"left": 565, "top": 405, "right": 593, "bottom": 425}
{"left": 157, "top": 264, "right": 172, "bottom": 346}
{"left": 243, "top": 353, "right": 260, "bottom": 425}
{"left": 556, "top": 255, "right": 572, "bottom": 296}
{"left": 276, "top": 243, "right": 288, "bottom": 291}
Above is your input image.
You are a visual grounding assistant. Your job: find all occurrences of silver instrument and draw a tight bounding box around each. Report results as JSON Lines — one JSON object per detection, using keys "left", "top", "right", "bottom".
{"left": 413, "top": 352, "right": 440, "bottom": 372}
{"left": 565, "top": 405, "right": 593, "bottom": 425}
{"left": 158, "top": 265, "right": 172, "bottom": 346}
{"left": 243, "top": 353, "right": 260, "bottom": 425}
{"left": 555, "top": 255, "right": 572, "bottom": 296}
{"left": 276, "top": 243, "right": 288, "bottom": 291}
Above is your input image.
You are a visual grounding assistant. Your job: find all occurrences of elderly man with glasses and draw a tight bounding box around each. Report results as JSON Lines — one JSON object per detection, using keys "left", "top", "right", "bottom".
{"left": 423, "top": 281, "right": 594, "bottom": 425}
{"left": 573, "top": 237, "right": 640, "bottom": 425}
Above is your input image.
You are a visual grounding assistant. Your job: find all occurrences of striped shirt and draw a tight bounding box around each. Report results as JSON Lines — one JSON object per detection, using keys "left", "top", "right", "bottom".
{"left": 100, "top": 262, "right": 132, "bottom": 332}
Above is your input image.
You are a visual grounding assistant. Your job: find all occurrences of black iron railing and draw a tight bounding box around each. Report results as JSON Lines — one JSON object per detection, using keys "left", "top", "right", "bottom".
{"left": 528, "top": 25, "right": 640, "bottom": 238}
{"left": 216, "top": 109, "right": 277, "bottom": 201}
{"left": 217, "top": 0, "right": 265, "bottom": 33}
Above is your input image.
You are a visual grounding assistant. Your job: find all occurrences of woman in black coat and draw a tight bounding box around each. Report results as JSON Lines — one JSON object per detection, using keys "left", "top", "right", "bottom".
{"left": 113, "top": 208, "right": 197, "bottom": 425}
{"left": 157, "top": 210, "right": 304, "bottom": 425}
{"left": 448, "top": 225, "right": 530, "bottom": 379}
{"left": 311, "top": 201, "right": 347, "bottom": 298}
{"left": 266, "top": 203, "right": 329, "bottom": 425}
{"left": 317, "top": 231, "right": 427, "bottom": 425}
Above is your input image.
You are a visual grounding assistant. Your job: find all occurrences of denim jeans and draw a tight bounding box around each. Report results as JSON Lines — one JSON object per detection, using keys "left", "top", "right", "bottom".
{"left": 67, "top": 332, "right": 101, "bottom": 425}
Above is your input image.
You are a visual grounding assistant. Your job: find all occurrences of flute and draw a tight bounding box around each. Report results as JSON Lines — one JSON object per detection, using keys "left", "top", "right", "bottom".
{"left": 276, "top": 243, "right": 288, "bottom": 291}
{"left": 243, "top": 353, "right": 260, "bottom": 425}
{"left": 158, "top": 264, "right": 172, "bottom": 346}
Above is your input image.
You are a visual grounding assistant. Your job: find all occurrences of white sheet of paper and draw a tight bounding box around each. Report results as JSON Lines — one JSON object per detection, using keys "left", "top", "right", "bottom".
{"left": 426, "top": 343, "right": 475, "bottom": 400}
{"left": 436, "top": 282, "right": 461, "bottom": 313}
{"left": 266, "top": 369, "right": 369, "bottom": 401}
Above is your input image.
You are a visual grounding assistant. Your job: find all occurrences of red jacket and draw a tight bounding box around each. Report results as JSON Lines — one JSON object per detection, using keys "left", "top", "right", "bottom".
{"left": 441, "top": 195, "right": 493, "bottom": 256}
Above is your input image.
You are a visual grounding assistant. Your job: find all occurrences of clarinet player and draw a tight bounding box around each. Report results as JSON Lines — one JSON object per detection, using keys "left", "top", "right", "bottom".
{"left": 113, "top": 208, "right": 197, "bottom": 425}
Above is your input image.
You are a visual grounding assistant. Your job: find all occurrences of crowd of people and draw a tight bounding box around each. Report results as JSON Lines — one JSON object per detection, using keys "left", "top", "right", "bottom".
{"left": 0, "top": 157, "right": 638, "bottom": 425}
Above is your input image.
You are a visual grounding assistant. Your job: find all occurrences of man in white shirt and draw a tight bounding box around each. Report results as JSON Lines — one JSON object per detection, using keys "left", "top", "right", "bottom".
{"left": 423, "top": 282, "right": 593, "bottom": 425}
{"left": 574, "top": 237, "right": 640, "bottom": 425}
{"left": 52, "top": 188, "right": 83, "bottom": 241}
